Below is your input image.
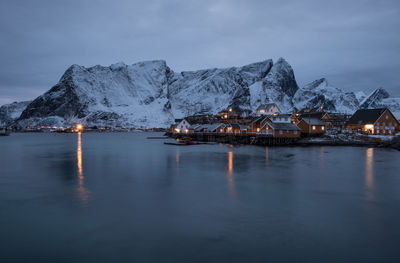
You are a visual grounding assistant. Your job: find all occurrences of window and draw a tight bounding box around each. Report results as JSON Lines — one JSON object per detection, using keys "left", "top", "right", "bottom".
{"left": 294, "top": 130, "right": 298, "bottom": 134}
{"left": 279, "top": 130, "right": 283, "bottom": 134}
{"left": 386, "top": 115, "right": 389, "bottom": 120}
{"left": 312, "top": 126, "right": 316, "bottom": 130}
{"left": 322, "top": 126, "right": 325, "bottom": 131}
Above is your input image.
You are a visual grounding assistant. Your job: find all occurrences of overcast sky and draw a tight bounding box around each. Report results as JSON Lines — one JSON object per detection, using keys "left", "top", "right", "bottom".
{"left": 0, "top": 0, "right": 399, "bottom": 105}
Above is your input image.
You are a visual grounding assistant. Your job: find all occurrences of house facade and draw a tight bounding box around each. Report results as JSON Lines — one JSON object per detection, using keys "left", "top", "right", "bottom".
{"left": 175, "top": 118, "right": 193, "bottom": 133}
{"left": 256, "top": 103, "right": 280, "bottom": 116}
{"left": 297, "top": 118, "right": 326, "bottom": 135}
{"left": 260, "top": 122, "right": 301, "bottom": 138}
{"left": 346, "top": 108, "right": 399, "bottom": 135}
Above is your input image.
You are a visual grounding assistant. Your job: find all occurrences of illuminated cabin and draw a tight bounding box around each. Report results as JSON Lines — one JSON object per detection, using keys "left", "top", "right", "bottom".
{"left": 219, "top": 107, "right": 252, "bottom": 119}
{"left": 256, "top": 103, "right": 280, "bottom": 116}
{"left": 297, "top": 118, "right": 326, "bottom": 136}
{"left": 249, "top": 116, "right": 271, "bottom": 133}
{"left": 174, "top": 118, "right": 194, "bottom": 133}
{"left": 223, "top": 123, "right": 242, "bottom": 134}
{"left": 259, "top": 122, "right": 301, "bottom": 138}
{"left": 346, "top": 108, "right": 399, "bottom": 135}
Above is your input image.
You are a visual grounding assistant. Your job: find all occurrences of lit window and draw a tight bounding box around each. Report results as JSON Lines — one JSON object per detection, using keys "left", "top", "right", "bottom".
{"left": 256, "top": 128, "right": 260, "bottom": 132}
{"left": 322, "top": 126, "right": 325, "bottom": 131}
{"left": 312, "top": 126, "right": 316, "bottom": 130}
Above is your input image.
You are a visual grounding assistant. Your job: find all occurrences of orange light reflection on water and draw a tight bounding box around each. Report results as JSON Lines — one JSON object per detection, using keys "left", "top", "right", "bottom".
{"left": 76, "top": 132, "right": 90, "bottom": 205}
{"left": 365, "top": 148, "right": 375, "bottom": 201}
{"left": 227, "top": 151, "right": 235, "bottom": 197}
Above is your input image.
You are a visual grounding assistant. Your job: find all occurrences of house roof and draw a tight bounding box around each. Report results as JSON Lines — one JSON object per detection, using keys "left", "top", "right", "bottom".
{"left": 347, "top": 108, "right": 388, "bottom": 125}
{"left": 250, "top": 116, "right": 269, "bottom": 124}
{"left": 256, "top": 103, "right": 279, "bottom": 111}
{"left": 227, "top": 123, "right": 241, "bottom": 129}
{"left": 263, "top": 122, "right": 301, "bottom": 131}
{"left": 301, "top": 118, "right": 326, "bottom": 126}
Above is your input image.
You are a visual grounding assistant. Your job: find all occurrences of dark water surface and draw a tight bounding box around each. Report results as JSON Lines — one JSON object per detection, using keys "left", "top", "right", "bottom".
{"left": 1, "top": 132, "right": 400, "bottom": 262}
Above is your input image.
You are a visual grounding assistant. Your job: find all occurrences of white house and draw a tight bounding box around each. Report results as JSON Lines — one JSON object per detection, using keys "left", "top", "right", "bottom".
{"left": 256, "top": 103, "right": 280, "bottom": 116}
{"left": 175, "top": 118, "right": 193, "bottom": 133}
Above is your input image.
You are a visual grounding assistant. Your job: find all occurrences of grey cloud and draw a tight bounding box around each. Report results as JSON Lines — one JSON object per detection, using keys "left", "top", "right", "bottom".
{"left": 0, "top": 0, "right": 399, "bottom": 105}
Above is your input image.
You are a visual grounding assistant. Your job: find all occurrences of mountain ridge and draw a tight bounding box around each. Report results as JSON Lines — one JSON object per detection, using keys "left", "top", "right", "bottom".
{"left": 1, "top": 58, "right": 399, "bottom": 128}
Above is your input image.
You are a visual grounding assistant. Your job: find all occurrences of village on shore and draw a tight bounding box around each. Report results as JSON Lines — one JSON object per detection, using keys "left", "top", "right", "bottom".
{"left": 167, "top": 104, "right": 400, "bottom": 149}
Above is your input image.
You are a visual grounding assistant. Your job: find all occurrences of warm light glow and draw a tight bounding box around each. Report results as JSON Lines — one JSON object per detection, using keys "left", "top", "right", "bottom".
{"left": 227, "top": 151, "right": 235, "bottom": 197}
{"left": 175, "top": 128, "right": 181, "bottom": 133}
{"left": 75, "top": 124, "right": 83, "bottom": 132}
{"left": 76, "top": 132, "right": 90, "bottom": 205}
{"left": 365, "top": 148, "right": 375, "bottom": 201}
{"left": 185, "top": 129, "right": 189, "bottom": 133}
{"left": 322, "top": 126, "right": 325, "bottom": 131}
{"left": 365, "top": 124, "right": 374, "bottom": 130}
{"left": 259, "top": 109, "right": 265, "bottom": 113}
{"left": 228, "top": 108, "right": 232, "bottom": 112}
{"left": 224, "top": 114, "right": 228, "bottom": 119}
{"left": 227, "top": 127, "right": 232, "bottom": 132}
{"left": 220, "top": 128, "right": 224, "bottom": 132}
{"left": 77, "top": 132, "right": 83, "bottom": 177}
{"left": 256, "top": 128, "right": 260, "bottom": 132}
{"left": 312, "top": 126, "right": 316, "bottom": 130}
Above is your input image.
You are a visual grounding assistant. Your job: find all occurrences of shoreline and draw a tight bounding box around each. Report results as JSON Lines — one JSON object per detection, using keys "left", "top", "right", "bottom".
{"left": 166, "top": 132, "right": 400, "bottom": 151}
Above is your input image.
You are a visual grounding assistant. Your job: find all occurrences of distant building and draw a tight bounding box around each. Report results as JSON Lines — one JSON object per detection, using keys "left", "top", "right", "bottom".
{"left": 175, "top": 118, "right": 194, "bottom": 133}
{"left": 260, "top": 122, "right": 301, "bottom": 138}
{"left": 297, "top": 118, "right": 326, "bottom": 136}
{"left": 219, "top": 106, "right": 252, "bottom": 119}
{"left": 346, "top": 108, "right": 399, "bottom": 135}
{"left": 256, "top": 103, "right": 280, "bottom": 116}
{"left": 249, "top": 116, "right": 271, "bottom": 133}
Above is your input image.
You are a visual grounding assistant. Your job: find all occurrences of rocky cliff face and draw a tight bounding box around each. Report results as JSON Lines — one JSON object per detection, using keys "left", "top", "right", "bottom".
{"left": 2, "top": 58, "right": 398, "bottom": 128}
{"left": 293, "top": 78, "right": 359, "bottom": 113}
{"left": 16, "top": 58, "right": 300, "bottom": 128}
{"left": 0, "top": 101, "right": 31, "bottom": 127}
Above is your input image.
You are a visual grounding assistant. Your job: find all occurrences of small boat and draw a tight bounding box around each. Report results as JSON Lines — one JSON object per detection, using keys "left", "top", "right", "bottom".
{"left": 164, "top": 138, "right": 200, "bottom": 146}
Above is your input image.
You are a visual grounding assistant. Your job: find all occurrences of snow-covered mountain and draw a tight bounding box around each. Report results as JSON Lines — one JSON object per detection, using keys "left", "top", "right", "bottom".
{"left": 0, "top": 101, "right": 31, "bottom": 127}
{"left": 16, "top": 58, "right": 299, "bottom": 128}
{"left": 293, "top": 78, "right": 359, "bottom": 113}
{"left": 359, "top": 88, "right": 400, "bottom": 118}
{"left": 1, "top": 58, "right": 399, "bottom": 128}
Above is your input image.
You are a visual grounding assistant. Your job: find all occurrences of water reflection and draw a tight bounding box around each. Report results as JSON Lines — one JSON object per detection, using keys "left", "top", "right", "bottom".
{"left": 365, "top": 148, "right": 375, "bottom": 200}
{"left": 265, "top": 147, "right": 269, "bottom": 168}
{"left": 176, "top": 149, "right": 180, "bottom": 166}
{"left": 76, "top": 132, "right": 90, "bottom": 205}
{"left": 227, "top": 151, "right": 236, "bottom": 197}
{"left": 318, "top": 147, "right": 325, "bottom": 189}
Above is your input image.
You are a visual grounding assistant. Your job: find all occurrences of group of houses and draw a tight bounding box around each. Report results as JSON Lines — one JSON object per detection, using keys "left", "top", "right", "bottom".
{"left": 170, "top": 103, "right": 400, "bottom": 138}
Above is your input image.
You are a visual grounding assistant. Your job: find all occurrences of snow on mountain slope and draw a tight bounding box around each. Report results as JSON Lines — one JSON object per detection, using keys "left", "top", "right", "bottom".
{"left": 17, "top": 59, "right": 276, "bottom": 128}
{"left": 293, "top": 78, "right": 359, "bottom": 113}
{"left": 18, "top": 60, "right": 174, "bottom": 128}
{"left": 12, "top": 58, "right": 400, "bottom": 128}
{"left": 168, "top": 60, "right": 273, "bottom": 117}
{"left": 355, "top": 91, "right": 366, "bottom": 104}
{"left": 359, "top": 88, "right": 390, "bottom": 109}
{"left": 249, "top": 58, "right": 298, "bottom": 112}
{"left": 359, "top": 88, "right": 400, "bottom": 118}
{"left": 0, "top": 101, "right": 31, "bottom": 127}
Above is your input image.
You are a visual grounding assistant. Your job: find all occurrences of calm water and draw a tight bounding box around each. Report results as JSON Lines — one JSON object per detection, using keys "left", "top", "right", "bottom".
{"left": 1, "top": 133, "right": 400, "bottom": 263}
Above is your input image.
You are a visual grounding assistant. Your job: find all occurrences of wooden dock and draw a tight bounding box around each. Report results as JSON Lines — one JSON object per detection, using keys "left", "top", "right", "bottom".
{"left": 167, "top": 132, "right": 299, "bottom": 146}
